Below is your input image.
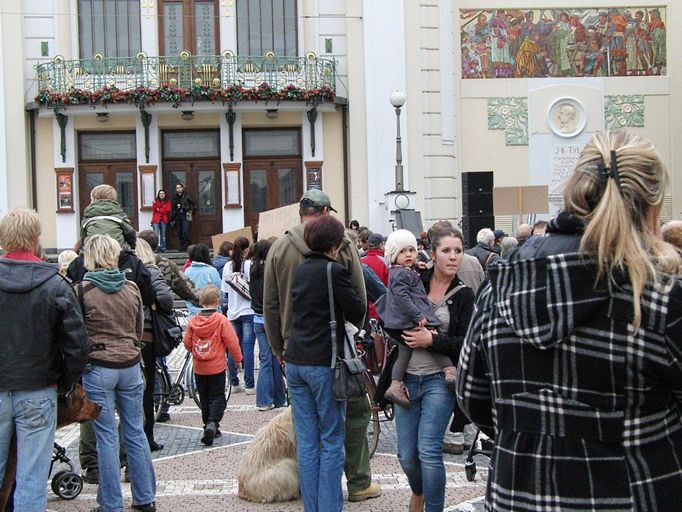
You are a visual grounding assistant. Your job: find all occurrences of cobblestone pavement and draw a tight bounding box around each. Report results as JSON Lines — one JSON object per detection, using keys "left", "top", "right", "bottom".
{"left": 46, "top": 346, "right": 488, "bottom": 511}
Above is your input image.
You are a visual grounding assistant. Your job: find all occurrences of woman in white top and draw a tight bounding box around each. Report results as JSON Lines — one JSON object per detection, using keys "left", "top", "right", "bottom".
{"left": 221, "top": 236, "right": 255, "bottom": 393}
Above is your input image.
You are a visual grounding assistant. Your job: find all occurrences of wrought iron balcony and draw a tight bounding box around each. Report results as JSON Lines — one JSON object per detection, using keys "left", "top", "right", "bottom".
{"left": 35, "top": 51, "right": 336, "bottom": 109}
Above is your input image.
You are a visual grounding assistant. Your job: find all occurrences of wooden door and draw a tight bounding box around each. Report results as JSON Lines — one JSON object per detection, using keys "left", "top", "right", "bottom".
{"left": 79, "top": 163, "right": 139, "bottom": 230}
{"left": 164, "top": 161, "right": 222, "bottom": 249}
{"left": 243, "top": 159, "right": 303, "bottom": 230}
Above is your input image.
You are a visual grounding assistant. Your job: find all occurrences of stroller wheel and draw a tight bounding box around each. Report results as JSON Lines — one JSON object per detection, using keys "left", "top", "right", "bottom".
{"left": 464, "top": 460, "right": 477, "bottom": 482}
{"left": 51, "top": 470, "right": 83, "bottom": 500}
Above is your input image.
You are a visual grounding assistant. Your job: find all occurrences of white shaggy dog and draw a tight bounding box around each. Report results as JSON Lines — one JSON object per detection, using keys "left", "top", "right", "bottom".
{"left": 237, "top": 407, "right": 300, "bottom": 503}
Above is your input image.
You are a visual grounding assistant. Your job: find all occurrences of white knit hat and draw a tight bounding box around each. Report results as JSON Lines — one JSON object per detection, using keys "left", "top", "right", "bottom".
{"left": 384, "top": 229, "right": 418, "bottom": 265}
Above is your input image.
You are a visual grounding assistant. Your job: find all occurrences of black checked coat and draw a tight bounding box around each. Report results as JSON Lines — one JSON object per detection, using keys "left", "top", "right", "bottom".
{"left": 457, "top": 222, "right": 682, "bottom": 511}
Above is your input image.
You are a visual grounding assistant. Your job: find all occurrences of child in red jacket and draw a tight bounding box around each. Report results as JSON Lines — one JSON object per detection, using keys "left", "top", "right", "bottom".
{"left": 184, "top": 285, "right": 242, "bottom": 445}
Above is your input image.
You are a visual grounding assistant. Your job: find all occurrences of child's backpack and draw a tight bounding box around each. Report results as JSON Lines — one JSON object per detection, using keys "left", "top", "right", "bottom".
{"left": 191, "top": 328, "right": 221, "bottom": 362}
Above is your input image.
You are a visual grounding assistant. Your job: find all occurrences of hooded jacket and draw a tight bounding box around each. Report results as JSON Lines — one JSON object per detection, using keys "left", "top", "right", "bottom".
{"left": 81, "top": 198, "right": 137, "bottom": 248}
{"left": 263, "top": 220, "right": 367, "bottom": 358}
{"left": 457, "top": 212, "right": 682, "bottom": 511}
{"left": 183, "top": 310, "right": 242, "bottom": 375}
{"left": 0, "top": 258, "right": 89, "bottom": 393}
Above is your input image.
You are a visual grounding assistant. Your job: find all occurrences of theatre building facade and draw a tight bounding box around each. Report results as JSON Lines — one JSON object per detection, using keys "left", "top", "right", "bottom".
{"left": 2, "top": 1, "right": 682, "bottom": 250}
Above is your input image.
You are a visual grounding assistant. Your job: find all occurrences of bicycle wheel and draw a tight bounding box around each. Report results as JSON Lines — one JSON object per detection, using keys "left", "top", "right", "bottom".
{"left": 186, "top": 358, "right": 202, "bottom": 409}
{"left": 153, "top": 364, "right": 170, "bottom": 420}
{"left": 364, "top": 373, "right": 380, "bottom": 458}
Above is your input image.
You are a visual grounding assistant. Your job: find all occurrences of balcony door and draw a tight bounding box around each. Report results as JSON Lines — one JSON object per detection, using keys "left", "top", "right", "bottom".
{"left": 159, "top": 0, "right": 219, "bottom": 55}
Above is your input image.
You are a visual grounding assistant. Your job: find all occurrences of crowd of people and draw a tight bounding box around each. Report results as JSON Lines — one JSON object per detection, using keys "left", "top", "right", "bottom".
{"left": 3, "top": 130, "right": 682, "bottom": 511}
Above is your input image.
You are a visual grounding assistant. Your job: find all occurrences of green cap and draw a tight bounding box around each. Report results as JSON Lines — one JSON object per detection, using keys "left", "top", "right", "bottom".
{"left": 299, "top": 189, "right": 338, "bottom": 212}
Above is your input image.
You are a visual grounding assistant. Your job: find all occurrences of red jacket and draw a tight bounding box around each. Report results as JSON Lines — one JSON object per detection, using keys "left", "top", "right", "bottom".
{"left": 362, "top": 248, "right": 389, "bottom": 319}
{"left": 362, "top": 249, "right": 389, "bottom": 285}
{"left": 151, "top": 199, "right": 171, "bottom": 224}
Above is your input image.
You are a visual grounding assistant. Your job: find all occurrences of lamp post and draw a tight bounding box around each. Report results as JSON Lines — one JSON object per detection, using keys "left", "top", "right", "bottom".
{"left": 390, "top": 90, "right": 406, "bottom": 191}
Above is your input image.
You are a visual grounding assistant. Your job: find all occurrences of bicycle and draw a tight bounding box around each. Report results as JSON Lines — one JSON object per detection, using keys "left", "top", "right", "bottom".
{"left": 357, "top": 320, "right": 395, "bottom": 458}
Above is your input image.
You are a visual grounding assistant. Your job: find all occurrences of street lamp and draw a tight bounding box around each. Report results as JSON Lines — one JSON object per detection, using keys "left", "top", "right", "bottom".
{"left": 390, "top": 90, "right": 406, "bottom": 192}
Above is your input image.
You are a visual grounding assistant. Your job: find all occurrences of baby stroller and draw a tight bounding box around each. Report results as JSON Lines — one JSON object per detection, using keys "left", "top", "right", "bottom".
{"left": 464, "top": 429, "right": 494, "bottom": 482}
{"left": 49, "top": 442, "right": 83, "bottom": 500}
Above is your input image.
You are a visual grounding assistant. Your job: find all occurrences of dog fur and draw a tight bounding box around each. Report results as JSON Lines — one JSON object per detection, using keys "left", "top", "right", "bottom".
{"left": 0, "top": 383, "right": 101, "bottom": 510}
{"left": 237, "top": 407, "right": 300, "bottom": 503}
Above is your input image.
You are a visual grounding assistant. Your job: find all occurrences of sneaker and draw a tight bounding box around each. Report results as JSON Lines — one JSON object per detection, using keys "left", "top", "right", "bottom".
{"left": 257, "top": 404, "right": 275, "bottom": 411}
{"left": 231, "top": 385, "right": 244, "bottom": 394}
{"left": 215, "top": 429, "right": 222, "bottom": 438}
{"left": 384, "top": 380, "right": 411, "bottom": 409}
{"left": 156, "top": 412, "right": 171, "bottom": 423}
{"left": 245, "top": 387, "right": 256, "bottom": 395}
{"left": 201, "top": 422, "right": 217, "bottom": 446}
{"left": 348, "top": 481, "right": 382, "bottom": 502}
{"left": 81, "top": 468, "right": 99, "bottom": 485}
{"left": 443, "top": 366, "right": 457, "bottom": 393}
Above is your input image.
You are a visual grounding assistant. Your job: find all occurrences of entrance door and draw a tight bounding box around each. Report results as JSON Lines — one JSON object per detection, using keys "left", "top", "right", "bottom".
{"left": 79, "top": 163, "right": 139, "bottom": 230}
{"left": 243, "top": 159, "right": 303, "bottom": 229}
{"left": 164, "top": 161, "right": 221, "bottom": 249}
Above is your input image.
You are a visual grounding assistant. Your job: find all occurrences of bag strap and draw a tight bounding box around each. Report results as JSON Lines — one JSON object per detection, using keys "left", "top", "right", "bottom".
{"left": 443, "top": 284, "right": 465, "bottom": 303}
{"left": 484, "top": 251, "right": 496, "bottom": 268}
{"left": 327, "top": 262, "right": 338, "bottom": 369}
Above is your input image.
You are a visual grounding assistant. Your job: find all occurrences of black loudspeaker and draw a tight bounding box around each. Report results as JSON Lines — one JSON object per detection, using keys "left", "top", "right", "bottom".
{"left": 462, "top": 172, "right": 494, "bottom": 216}
{"left": 462, "top": 215, "right": 495, "bottom": 249}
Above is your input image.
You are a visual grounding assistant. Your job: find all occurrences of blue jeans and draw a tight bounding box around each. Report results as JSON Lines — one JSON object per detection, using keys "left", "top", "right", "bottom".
{"left": 287, "top": 362, "right": 345, "bottom": 512}
{"left": 151, "top": 222, "right": 167, "bottom": 251}
{"left": 254, "top": 316, "right": 287, "bottom": 408}
{"left": 0, "top": 387, "right": 56, "bottom": 512}
{"left": 83, "top": 364, "right": 156, "bottom": 511}
{"left": 227, "top": 315, "right": 255, "bottom": 389}
{"left": 395, "top": 372, "right": 457, "bottom": 512}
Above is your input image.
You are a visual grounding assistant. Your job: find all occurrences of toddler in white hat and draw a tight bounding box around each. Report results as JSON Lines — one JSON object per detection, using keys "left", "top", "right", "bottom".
{"left": 375, "top": 230, "right": 457, "bottom": 408}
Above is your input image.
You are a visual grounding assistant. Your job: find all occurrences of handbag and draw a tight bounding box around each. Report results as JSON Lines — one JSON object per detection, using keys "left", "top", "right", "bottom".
{"left": 326, "top": 262, "right": 367, "bottom": 402}
{"left": 151, "top": 306, "right": 183, "bottom": 357}
{"left": 225, "top": 261, "right": 251, "bottom": 300}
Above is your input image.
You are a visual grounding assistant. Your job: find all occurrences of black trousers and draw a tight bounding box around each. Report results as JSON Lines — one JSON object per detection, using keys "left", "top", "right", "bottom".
{"left": 141, "top": 342, "right": 156, "bottom": 445}
{"left": 195, "top": 371, "right": 227, "bottom": 428}
{"left": 175, "top": 214, "right": 191, "bottom": 250}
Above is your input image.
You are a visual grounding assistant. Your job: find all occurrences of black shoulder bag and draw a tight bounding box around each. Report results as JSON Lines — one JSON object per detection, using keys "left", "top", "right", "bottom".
{"left": 327, "top": 262, "right": 367, "bottom": 402}
{"left": 151, "top": 305, "right": 183, "bottom": 357}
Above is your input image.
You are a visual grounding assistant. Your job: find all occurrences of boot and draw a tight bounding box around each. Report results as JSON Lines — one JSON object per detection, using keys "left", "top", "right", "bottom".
{"left": 444, "top": 366, "right": 457, "bottom": 393}
{"left": 409, "top": 493, "right": 424, "bottom": 511}
{"left": 384, "top": 380, "right": 411, "bottom": 409}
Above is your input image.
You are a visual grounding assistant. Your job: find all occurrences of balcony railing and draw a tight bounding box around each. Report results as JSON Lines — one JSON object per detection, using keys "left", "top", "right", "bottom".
{"left": 35, "top": 51, "right": 337, "bottom": 108}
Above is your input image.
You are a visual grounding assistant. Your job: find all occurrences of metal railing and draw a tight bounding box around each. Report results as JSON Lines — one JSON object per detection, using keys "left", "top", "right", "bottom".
{"left": 35, "top": 51, "right": 336, "bottom": 105}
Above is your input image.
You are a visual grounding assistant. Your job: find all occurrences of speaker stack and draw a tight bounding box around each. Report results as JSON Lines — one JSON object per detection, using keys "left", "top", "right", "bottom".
{"left": 461, "top": 172, "right": 494, "bottom": 249}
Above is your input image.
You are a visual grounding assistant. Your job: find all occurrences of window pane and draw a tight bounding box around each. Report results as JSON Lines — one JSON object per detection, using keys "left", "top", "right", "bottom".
{"left": 278, "top": 168, "right": 296, "bottom": 205}
{"left": 272, "top": 0, "right": 284, "bottom": 55}
{"left": 92, "top": 0, "right": 105, "bottom": 55}
{"left": 236, "top": 0, "right": 249, "bottom": 55}
{"left": 197, "top": 170, "right": 216, "bottom": 215}
{"left": 248, "top": 0, "right": 261, "bottom": 55}
{"left": 79, "top": 0, "right": 93, "bottom": 58}
{"left": 129, "top": 1, "right": 141, "bottom": 55}
{"left": 195, "top": 1, "right": 215, "bottom": 56}
{"left": 163, "top": 132, "right": 220, "bottom": 158}
{"left": 86, "top": 173, "right": 105, "bottom": 198}
{"left": 284, "top": 0, "right": 296, "bottom": 55}
{"left": 104, "top": 0, "right": 117, "bottom": 56}
{"left": 115, "top": 172, "right": 135, "bottom": 219}
{"left": 164, "top": 2, "right": 184, "bottom": 54}
{"left": 80, "top": 133, "right": 137, "bottom": 160}
{"left": 249, "top": 169, "right": 268, "bottom": 213}
{"left": 244, "top": 129, "right": 300, "bottom": 157}
{"left": 117, "top": 0, "right": 130, "bottom": 57}
{"left": 260, "top": 0, "right": 272, "bottom": 52}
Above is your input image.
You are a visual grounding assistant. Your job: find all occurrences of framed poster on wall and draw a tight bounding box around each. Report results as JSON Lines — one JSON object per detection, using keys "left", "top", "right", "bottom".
{"left": 55, "top": 168, "right": 75, "bottom": 213}
{"left": 305, "top": 161, "right": 323, "bottom": 190}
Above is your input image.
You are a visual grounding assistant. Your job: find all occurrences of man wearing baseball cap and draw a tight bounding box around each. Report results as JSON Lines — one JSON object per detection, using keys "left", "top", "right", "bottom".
{"left": 263, "top": 189, "right": 382, "bottom": 502}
